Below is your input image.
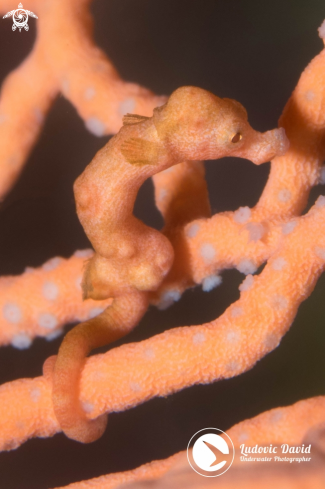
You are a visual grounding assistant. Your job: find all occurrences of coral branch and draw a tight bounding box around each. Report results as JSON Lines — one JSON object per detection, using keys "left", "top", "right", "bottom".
{"left": 0, "top": 0, "right": 165, "bottom": 200}
{"left": 0, "top": 250, "right": 111, "bottom": 348}
{"left": 55, "top": 396, "right": 325, "bottom": 488}
{"left": 1, "top": 4, "right": 325, "bottom": 487}
{"left": 0, "top": 46, "right": 57, "bottom": 200}
{"left": 59, "top": 453, "right": 181, "bottom": 489}
{"left": 151, "top": 161, "right": 212, "bottom": 302}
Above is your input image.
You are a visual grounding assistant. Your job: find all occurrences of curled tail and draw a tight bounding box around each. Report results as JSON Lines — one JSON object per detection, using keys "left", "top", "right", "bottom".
{"left": 45, "top": 290, "right": 148, "bottom": 443}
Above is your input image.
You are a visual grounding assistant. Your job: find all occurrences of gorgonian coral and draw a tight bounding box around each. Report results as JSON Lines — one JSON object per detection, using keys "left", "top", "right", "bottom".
{"left": 0, "top": 2, "right": 325, "bottom": 488}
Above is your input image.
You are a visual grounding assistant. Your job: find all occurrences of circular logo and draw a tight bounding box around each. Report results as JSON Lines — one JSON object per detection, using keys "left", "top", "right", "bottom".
{"left": 187, "top": 428, "right": 235, "bottom": 477}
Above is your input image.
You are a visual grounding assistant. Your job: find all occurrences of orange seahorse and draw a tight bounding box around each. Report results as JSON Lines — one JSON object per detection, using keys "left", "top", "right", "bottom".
{"left": 47, "top": 86, "right": 289, "bottom": 443}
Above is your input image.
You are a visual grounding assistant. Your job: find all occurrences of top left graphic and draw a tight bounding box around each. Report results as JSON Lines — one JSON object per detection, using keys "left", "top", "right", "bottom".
{"left": 2, "top": 3, "right": 37, "bottom": 32}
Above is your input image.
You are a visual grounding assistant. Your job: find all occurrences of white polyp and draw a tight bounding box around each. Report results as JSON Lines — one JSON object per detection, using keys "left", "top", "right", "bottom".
{"left": 42, "top": 257, "right": 63, "bottom": 272}
{"left": 226, "top": 330, "right": 240, "bottom": 343}
{"left": 192, "top": 332, "right": 206, "bottom": 345}
{"left": 161, "top": 166, "right": 175, "bottom": 174}
{"left": 315, "top": 195, "right": 325, "bottom": 208}
{"left": 318, "top": 19, "right": 325, "bottom": 39}
{"left": 319, "top": 166, "right": 325, "bottom": 184}
{"left": 2, "top": 440, "right": 20, "bottom": 450}
{"left": 119, "top": 98, "right": 136, "bottom": 116}
{"left": 234, "top": 206, "right": 251, "bottom": 224}
{"left": 45, "top": 329, "right": 63, "bottom": 341}
{"left": 315, "top": 247, "right": 325, "bottom": 260}
{"left": 245, "top": 222, "right": 265, "bottom": 242}
{"left": 231, "top": 306, "right": 243, "bottom": 318}
{"left": 38, "top": 313, "right": 58, "bottom": 330}
{"left": 157, "top": 290, "right": 181, "bottom": 310}
{"left": 304, "top": 90, "right": 315, "bottom": 101}
{"left": 282, "top": 221, "right": 297, "bottom": 235}
{"left": 275, "top": 127, "right": 289, "bottom": 148}
{"left": 277, "top": 189, "right": 292, "bottom": 203}
{"left": 129, "top": 382, "right": 141, "bottom": 393}
{"left": 88, "top": 307, "right": 105, "bottom": 319}
{"left": 272, "top": 257, "right": 287, "bottom": 271}
{"left": 11, "top": 334, "right": 32, "bottom": 350}
{"left": 238, "top": 432, "right": 249, "bottom": 443}
{"left": 202, "top": 274, "right": 222, "bottom": 292}
{"left": 24, "top": 266, "right": 34, "bottom": 274}
{"left": 84, "top": 87, "right": 96, "bottom": 100}
{"left": 272, "top": 294, "right": 288, "bottom": 310}
{"left": 200, "top": 243, "right": 216, "bottom": 263}
{"left": 61, "top": 79, "right": 69, "bottom": 94}
{"left": 144, "top": 348, "right": 155, "bottom": 359}
{"left": 270, "top": 411, "right": 283, "bottom": 423}
{"left": 239, "top": 274, "right": 254, "bottom": 292}
{"left": 227, "top": 360, "right": 239, "bottom": 372}
{"left": 75, "top": 277, "right": 82, "bottom": 291}
{"left": 3, "top": 303, "right": 22, "bottom": 323}
{"left": 186, "top": 222, "right": 200, "bottom": 238}
{"left": 159, "top": 189, "right": 168, "bottom": 201}
{"left": 42, "top": 282, "right": 59, "bottom": 301}
{"left": 90, "top": 370, "right": 105, "bottom": 382}
{"left": 30, "top": 388, "right": 41, "bottom": 403}
{"left": 85, "top": 117, "right": 106, "bottom": 137}
{"left": 236, "top": 259, "right": 257, "bottom": 275}
{"left": 264, "top": 333, "right": 280, "bottom": 350}
{"left": 73, "top": 249, "right": 93, "bottom": 258}
{"left": 9, "top": 154, "right": 19, "bottom": 167}
{"left": 82, "top": 402, "right": 94, "bottom": 414}
{"left": 34, "top": 108, "right": 44, "bottom": 124}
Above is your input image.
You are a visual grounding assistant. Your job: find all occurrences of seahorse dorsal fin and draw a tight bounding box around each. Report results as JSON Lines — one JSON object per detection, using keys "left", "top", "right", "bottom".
{"left": 120, "top": 137, "right": 159, "bottom": 166}
{"left": 122, "top": 113, "right": 150, "bottom": 126}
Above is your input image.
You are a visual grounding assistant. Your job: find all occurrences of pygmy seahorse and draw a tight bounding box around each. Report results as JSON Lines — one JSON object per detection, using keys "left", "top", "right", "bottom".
{"left": 47, "top": 86, "right": 288, "bottom": 443}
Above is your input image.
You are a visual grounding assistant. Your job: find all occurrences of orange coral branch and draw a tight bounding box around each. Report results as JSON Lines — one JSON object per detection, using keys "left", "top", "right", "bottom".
{"left": 0, "top": 0, "right": 165, "bottom": 200}
{"left": 1, "top": 5, "right": 325, "bottom": 487}
{"left": 59, "top": 452, "right": 325, "bottom": 489}
{"left": 59, "top": 453, "right": 181, "bottom": 489}
{"left": 55, "top": 396, "right": 325, "bottom": 488}
{"left": 0, "top": 250, "right": 111, "bottom": 348}
{"left": 0, "top": 200, "right": 324, "bottom": 450}
{"left": 0, "top": 45, "right": 57, "bottom": 201}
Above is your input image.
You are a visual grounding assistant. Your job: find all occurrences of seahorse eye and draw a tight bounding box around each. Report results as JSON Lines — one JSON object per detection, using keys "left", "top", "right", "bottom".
{"left": 231, "top": 132, "right": 242, "bottom": 143}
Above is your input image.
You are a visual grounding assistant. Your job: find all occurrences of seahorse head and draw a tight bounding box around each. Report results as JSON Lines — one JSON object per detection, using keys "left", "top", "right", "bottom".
{"left": 153, "top": 86, "right": 288, "bottom": 164}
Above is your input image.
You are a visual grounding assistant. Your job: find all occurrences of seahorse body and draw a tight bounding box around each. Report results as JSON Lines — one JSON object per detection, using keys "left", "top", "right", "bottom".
{"left": 74, "top": 86, "right": 288, "bottom": 301}
{"left": 52, "top": 86, "right": 288, "bottom": 443}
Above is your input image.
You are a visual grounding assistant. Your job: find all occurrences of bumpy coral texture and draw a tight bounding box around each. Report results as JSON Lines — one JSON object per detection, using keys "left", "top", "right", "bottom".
{"left": 56, "top": 397, "right": 325, "bottom": 488}
{"left": 0, "top": 250, "right": 112, "bottom": 348}
{"left": 0, "top": 0, "right": 165, "bottom": 201}
{"left": 1, "top": 1, "right": 325, "bottom": 487}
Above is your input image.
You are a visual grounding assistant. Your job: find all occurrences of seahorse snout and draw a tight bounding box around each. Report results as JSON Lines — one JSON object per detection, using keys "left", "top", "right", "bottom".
{"left": 241, "top": 127, "right": 290, "bottom": 165}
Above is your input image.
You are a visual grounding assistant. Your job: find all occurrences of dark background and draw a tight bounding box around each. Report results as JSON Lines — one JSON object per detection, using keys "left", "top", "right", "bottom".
{"left": 0, "top": 1, "right": 325, "bottom": 488}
